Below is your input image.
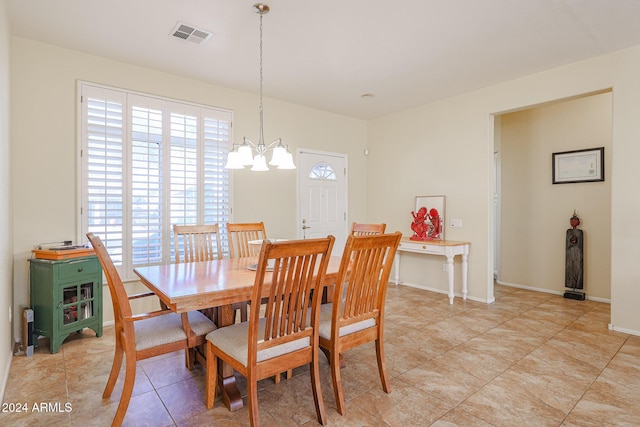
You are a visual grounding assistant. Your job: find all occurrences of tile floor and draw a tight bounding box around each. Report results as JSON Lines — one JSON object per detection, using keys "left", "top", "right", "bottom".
{"left": 2, "top": 284, "right": 640, "bottom": 426}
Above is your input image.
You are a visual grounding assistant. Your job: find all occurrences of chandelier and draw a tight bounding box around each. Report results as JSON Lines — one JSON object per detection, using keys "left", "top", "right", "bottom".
{"left": 225, "top": 3, "right": 295, "bottom": 171}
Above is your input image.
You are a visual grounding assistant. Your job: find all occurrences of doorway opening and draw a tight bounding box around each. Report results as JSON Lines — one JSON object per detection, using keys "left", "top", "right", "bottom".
{"left": 492, "top": 90, "right": 612, "bottom": 301}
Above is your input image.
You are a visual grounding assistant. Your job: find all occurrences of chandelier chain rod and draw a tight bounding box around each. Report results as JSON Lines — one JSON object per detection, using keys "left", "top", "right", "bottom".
{"left": 258, "top": 8, "right": 264, "bottom": 150}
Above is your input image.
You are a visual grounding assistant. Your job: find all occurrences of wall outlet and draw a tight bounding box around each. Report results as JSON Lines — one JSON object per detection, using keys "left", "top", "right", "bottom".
{"left": 450, "top": 218, "right": 463, "bottom": 228}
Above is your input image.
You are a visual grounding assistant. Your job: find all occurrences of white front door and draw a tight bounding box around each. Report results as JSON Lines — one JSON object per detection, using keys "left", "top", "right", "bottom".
{"left": 297, "top": 149, "right": 348, "bottom": 255}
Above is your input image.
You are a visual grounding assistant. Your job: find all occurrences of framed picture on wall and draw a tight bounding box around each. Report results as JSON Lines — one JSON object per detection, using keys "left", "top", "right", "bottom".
{"left": 552, "top": 147, "right": 604, "bottom": 184}
{"left": 413, "top": 196, "right": 445, "bottom": 240}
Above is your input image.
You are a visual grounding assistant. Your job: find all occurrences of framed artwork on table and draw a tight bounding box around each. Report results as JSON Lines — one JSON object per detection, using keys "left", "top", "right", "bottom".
{"left": 413, "top": 196, "right": 445, "bottom": 240}
{"left": 552, "top": 147, "right": 604, "bottom": 184}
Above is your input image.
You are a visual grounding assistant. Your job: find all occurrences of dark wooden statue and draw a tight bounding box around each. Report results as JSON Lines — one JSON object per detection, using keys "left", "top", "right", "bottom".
{"left": 564, "top": 211, "right": 585, "bottom": 300}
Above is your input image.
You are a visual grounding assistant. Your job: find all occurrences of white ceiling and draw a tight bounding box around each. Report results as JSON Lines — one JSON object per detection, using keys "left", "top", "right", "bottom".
{"left": 8, "top": 0, "right": 640, "bottom": 120}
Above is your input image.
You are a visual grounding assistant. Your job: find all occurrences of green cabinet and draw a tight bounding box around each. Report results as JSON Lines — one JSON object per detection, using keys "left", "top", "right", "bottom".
{"left": 29, "top": 256, "right": 103, "bottom": 353}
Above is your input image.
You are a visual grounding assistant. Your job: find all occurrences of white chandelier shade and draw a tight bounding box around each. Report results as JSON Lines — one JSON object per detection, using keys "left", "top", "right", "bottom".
{"left": 224, "top": 137, "right": 295, "bottom": 171}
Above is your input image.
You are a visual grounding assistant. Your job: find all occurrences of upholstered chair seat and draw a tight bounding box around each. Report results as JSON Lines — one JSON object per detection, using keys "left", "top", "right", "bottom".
{"left": 206, "top": 317, "right": 310, "bottom": 366}
{"left": 135, "top": 311, "right": 216, "bottom": 351}
{"left": 317, "top": 303, "right": 376, "bottom": 339}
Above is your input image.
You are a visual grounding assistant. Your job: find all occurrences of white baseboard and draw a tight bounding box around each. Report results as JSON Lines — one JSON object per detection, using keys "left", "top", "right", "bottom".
{"left": 496, "top": 280, "right": 611, "bottom": 304}
{"left": 608, "top": 323, "right": 640, "bottom": 337}
{"left": 394, "top": 281, "right": 495, "bottom": 304}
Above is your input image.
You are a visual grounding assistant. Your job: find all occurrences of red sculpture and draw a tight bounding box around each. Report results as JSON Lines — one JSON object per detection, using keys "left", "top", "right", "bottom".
{"left": 410, "top": 206, "right": 442, "bottom": 240}
{"left": 429, "top": 208, "right": 442, "bottom": 239}
{"left": 410, "top": 207, "right": 429, "bottom": 240}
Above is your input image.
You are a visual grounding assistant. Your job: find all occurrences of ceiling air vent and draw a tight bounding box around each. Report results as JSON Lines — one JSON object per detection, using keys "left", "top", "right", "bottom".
{"left": 170, "top": 22, "right": 212, "bottom": 45}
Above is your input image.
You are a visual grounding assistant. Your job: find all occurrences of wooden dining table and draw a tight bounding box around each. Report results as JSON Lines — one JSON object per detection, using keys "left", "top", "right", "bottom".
{"left": 134, "top": 254, "right": 343, "bottom": 412}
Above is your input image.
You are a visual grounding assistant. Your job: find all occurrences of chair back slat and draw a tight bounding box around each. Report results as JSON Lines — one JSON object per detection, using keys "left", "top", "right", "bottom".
{"left": 173, "top": 224, "right": 222, "bottom": 263}
{"left": 250, "top": 237, "right": 334, "bottom": 362}
{"left": 227, "top": 222, "right": 267, "bottom": 258}
{"left": 350, "top": 222, "right": 386, "bottom": 236}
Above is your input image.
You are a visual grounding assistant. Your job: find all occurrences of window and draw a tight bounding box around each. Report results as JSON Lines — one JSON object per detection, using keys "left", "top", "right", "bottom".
{"left": 79, "top": 83, "right": 232, "bottom": 279}
{"left": 309, "top": 161, "right": 337, "bottom": 180}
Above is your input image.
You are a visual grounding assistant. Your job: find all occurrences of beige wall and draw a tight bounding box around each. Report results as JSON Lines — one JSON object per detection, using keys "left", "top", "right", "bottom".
{"left": 499, "top": 93, "right": 612, "bottom": 299}
{"left": 9, "top": 37, "right": 367, "bottom": 331}
{"left": 0, "top": 0, "right": 14, "bottom": 398}
{"left": 368, "top": 46, "right": 640, "bottom": 335}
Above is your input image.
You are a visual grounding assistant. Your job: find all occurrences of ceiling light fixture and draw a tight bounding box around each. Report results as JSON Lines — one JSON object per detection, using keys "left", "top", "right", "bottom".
{"left": 225, "top": 3, "right": 295, "bottom": 171}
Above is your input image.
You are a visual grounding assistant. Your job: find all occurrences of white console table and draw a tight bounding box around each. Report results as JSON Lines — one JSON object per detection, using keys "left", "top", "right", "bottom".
{"left": 394, "top": 238, "right": 470, "bottom": 304}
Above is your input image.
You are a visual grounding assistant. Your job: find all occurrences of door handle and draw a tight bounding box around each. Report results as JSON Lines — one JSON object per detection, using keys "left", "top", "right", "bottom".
{"left": 301, "top": 219, "right": 311, "bottom": 239}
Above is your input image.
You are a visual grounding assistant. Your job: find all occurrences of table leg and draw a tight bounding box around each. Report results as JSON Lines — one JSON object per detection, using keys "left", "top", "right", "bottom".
{"left": 461, "top": 251, "right": 468, "bottom": 300}
{"left": 394, "top": 253, "right": 400, "bottom": 285}
{"left": 216, "top": 304, "right": 244, "bottom": 411}
{"left": 447, "top": 255, "right": 455, "bottom": 304}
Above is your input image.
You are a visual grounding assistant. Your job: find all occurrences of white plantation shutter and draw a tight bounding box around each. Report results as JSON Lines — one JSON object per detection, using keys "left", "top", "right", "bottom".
{"left": 168, "top": 103, "right": 199, "bottom": 261}
{"left": 202, "top": 112, "right": 232, "bottom": 252}
{"left": 169, "top": 104, "right": 199, "bottom": 227}
{"left": 167, "top": 102, "right": 231, "bottom": 258}
{"left": 129, "top": 95, "right": 165, "bottom": 267}
{"left": 83, "top": 87, "right": 125, "bottom": 265}
{"left": 80, "top": 83, "right": 232, "bottom": 278}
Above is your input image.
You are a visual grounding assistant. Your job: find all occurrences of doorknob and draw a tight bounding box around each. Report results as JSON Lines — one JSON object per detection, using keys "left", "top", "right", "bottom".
{"left": 301, "top": 219, "right": 311, "bottom": 239}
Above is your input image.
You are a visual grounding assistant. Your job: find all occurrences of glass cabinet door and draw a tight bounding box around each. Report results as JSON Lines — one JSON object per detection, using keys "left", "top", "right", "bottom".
{"left": 60, "top": 281, "right": 95, "bottom": 327}
{"left": 79, "top": 283, "right": 94, "bottom": 320}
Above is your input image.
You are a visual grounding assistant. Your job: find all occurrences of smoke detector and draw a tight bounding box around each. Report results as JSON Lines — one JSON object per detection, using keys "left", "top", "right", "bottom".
{"left": 170, "top": 22, "right": 212, "bottom": 45}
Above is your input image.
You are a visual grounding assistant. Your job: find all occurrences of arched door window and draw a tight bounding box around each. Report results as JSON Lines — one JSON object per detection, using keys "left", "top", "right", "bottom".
{"left": 309, "top": 162, "right": 337, "bottom": 180}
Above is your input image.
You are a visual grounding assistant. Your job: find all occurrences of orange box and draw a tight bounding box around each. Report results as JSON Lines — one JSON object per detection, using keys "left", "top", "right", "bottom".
{"left": 32, "top": 247, "right": 95, "bottom": 260}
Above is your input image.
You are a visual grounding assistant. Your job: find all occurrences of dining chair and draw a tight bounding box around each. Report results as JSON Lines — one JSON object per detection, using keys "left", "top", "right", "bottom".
{"left": 225, "top": 222, "right": 267, "bottom": 328}
{"left": 205, "top": 236, "right": 335, "bottom": 427}
{"left": 350, "top": 222, "right": 386, "bottom": 236}
{"left": 318, "top": 231, "right": 401, "bottom": 415}
{"left": 173, "top": 224, "right": 247, "bottom": 323}
{"left": 226, "top": 222, "right": 267, "bottom": 258}
{"left": 173, "top": 224, "right": 223, "bottom": 263}
{"left": 226, "top": 220, "right": 291, "bottom": 382}
{"left": 328, "top": 222, "right": 385, "bottom": 305}
{"left": 87, "top": 233, "right": 217, "bottom": 427}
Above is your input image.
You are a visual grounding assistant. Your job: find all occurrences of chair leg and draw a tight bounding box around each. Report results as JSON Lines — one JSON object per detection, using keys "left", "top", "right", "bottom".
{"left": 273, "top": 368, "right": 292, "bottom": 383}
{"left": 329, "top": 348, "right": 347, "bottom": 415}
{"left": 112, "top": 350, "right": 136, "bottom": 427}
{"left": 102, "top": 345, "right": 123, "bottom": 399}
{"left": 247, "top": 374, "right": 260, "bottom": 427}
{"left": 320, "top": 346, "right": 346, "bottom": 368}
{"left": 206, "top": 342, "right": 218, "bottom": 409}
{"left": 310, "top": 355, "right": 327, "bottom": 425}
{"left": 375, "top": 338, "right": 391, "bottom": 393}
{"left": 184, "top": 348, "right": 195, "bottom": 370}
